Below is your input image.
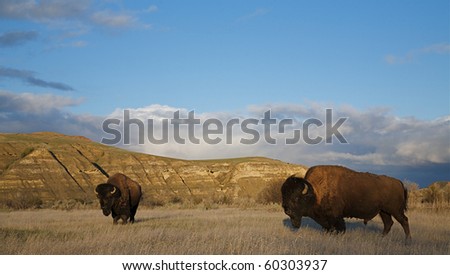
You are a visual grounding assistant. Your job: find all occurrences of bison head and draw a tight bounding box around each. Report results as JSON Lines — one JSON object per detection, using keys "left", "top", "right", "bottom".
{"left": 95, "top": 183, "right": 121, "bottom": 216}
{"left": 281, "top": 176, "right": 315, "bottom": 228}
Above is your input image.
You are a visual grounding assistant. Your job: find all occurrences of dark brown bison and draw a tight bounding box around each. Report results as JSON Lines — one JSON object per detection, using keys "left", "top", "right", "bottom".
{"left": 281, "top": 165, "right": 411, "bottom": 243}
{"left": 95, "top": 173, "right": 142, "bottom": 224}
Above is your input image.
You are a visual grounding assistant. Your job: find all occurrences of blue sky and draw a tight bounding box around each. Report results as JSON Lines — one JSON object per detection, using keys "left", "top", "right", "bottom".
{"left": 0, "top": 0, "right": 449, "bottom": 186}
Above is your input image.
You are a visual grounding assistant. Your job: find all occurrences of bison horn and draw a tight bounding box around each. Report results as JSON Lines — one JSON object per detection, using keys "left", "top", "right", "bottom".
{"left": 94, "top": 189, "right": 98, "bottom": 195}
{"left": 110, "top": 186, "right": 117, "bottom": 195}
{"left": 302, "top": 184, "right": 309, "bottom": 195}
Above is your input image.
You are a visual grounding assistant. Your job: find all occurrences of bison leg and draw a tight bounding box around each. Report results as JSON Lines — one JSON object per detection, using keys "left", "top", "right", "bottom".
{"left": 312, "top": 217, "right": 331, "bottom": 232}
{"left": 120, "top": 215, "right": 128, "bottom": 225}
{"left": 130, "top": 204, "right": 139, "bottom": 223}
{"left": 320, "top": 218, "right": 345, "bottom": 233}
{"left": 379, "top": 212, "right": 394, "bottom": 236}
{"left": 392, "top": 212, "right": 411, "bottom": 244}
{"left": 333, "top": 218, "right": 346, "bottom": 233}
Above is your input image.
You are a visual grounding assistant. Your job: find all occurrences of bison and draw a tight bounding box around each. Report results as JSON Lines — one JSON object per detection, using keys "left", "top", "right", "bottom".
{"left": 281, "top": 165, "right": 411, "bottom": 243}
{"left": 95, "top": 173, "right": 142, "bottom": 224}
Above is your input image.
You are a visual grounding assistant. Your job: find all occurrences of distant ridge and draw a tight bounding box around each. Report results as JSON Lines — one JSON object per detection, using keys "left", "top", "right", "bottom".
{"left": 0, "top": 132, "right": 307, "bottom": 206}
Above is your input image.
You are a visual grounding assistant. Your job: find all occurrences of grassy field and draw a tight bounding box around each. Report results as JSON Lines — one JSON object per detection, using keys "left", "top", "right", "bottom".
{"left": 0, "top": 206, "right": 448, "bottom": 255}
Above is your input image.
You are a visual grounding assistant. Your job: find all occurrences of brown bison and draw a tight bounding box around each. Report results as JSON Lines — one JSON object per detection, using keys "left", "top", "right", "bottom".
{"left": 281, "top": 165, "right": 411, "bottom": 243}
{"left": 95, "top": 173, "right": 142, "bottom": 224}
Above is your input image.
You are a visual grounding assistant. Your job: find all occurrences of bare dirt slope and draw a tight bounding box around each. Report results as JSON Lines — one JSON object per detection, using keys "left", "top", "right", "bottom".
{"left": 0, "top": 132, "right": 307, "bottom": 205}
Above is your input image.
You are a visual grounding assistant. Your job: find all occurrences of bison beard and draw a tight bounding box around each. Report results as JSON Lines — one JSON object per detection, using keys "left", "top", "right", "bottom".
{"left": 95, "top": 173, "right": 142, "bottom": 225}
{"left": 281, "top": 165, "right": 412, "bottom": 244}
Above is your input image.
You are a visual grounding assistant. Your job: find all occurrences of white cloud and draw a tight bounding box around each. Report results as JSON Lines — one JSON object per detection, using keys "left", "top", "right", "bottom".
{"left": 421, "top": 43, "right": 450, "bottom": 54}
{"left": 0, "top": 0, "right": 89, "bottom": 22}
{"left": 385, "top": 42, "right": 450, "bottom": 64}
{"left": 91, "top": 10, "right": 137, "bottom": 28}
{"left": 145, "top": 5, "right": 158, "bottom": 13}
{"left": 0, "top": 66, "right": 74, "bottom": 91}
{"left": 236, "top": 8, "right": 269, "bottom": 23}
{"left": 102, "top": 103, "right": 450, "bottom": 167}
{"left": 0, "top": 0, "right": 156, "bottom": 51}
{"left": 0, "top": 90, "right": 102, "bottom": 140}
{"left": 393, "top": 118, "right": 450, "bottom": 164}
{"left": 0, "top": 31, "right": 38, "bottom": 47}
{"left": 2, "top": 94, "right": 448, "bottom": 183}
{"left": 70, "top": 40, "right": 87, "bottom": 47}
{"left": 0, "top": 90, "right": 82, "bottom": 114}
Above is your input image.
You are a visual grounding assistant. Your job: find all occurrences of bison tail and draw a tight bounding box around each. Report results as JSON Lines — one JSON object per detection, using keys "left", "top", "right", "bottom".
{"left": 403, "top": 183, "right": 408, "bottom": 212}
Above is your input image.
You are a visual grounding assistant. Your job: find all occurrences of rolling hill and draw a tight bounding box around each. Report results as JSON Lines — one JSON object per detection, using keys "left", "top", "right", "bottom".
{"left": 0, "top": 132, "right": 307, "bottom": 207}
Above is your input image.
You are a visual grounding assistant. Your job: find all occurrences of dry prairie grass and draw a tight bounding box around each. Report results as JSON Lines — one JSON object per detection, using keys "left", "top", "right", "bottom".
{"left": 0, "top": 207, "right": 448, "bottom": 255}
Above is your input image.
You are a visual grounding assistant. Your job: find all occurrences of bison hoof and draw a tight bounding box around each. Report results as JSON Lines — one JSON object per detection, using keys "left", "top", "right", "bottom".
{"left": 405, "top": 237, "right": 412, "bottom": 246}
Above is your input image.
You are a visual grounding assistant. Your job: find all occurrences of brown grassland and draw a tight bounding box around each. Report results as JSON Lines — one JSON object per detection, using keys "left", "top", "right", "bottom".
{"left": 1, "top": 204, "right": 449, "bottom": 255}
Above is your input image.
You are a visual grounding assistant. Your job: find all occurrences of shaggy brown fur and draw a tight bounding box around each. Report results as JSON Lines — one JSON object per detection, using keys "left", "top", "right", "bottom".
{"left": 95, "top": 173, "right": 142, "bottom": 224}
{"left": 282, "top": 165, "right": 411, "bottom": 243}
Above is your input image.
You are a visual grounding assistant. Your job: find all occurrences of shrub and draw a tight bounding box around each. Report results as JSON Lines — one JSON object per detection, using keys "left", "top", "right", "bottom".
{"left": 4, "top": 192, "right": 43, "bottom": 210}
{"left": 50, "top": 199, "right": 95, "bottom": 210}
{"left": 257, "top": 180, "right": 283, "bottom": 204}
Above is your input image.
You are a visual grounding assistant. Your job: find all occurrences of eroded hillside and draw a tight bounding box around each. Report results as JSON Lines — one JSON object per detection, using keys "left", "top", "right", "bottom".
{"left": 0, "top": 132, "right": 307, "bottom": 206}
